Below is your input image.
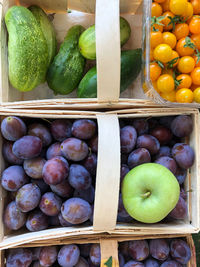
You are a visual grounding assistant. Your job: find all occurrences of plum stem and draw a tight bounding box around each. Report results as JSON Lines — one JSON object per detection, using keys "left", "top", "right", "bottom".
{"left": 141, "top": 191, "right": 151, "bottom": 198}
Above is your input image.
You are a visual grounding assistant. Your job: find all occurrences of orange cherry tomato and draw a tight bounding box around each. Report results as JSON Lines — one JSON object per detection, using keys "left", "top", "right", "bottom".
{"left": 157, "top": 74, "right": 175, "bottom": 92}
{"left": 176, "top": 88, "right": 194, "bottom": 103}
{"left": 166, "top": 50, "right": 179, "bottom": 68}
{"left": 161, "top": 90, "right": 176, "bottom": 101}
{"left": 173, "top": 23, "right": 189, "bottom": 40}
{"left": 176, "top": 37, "right": 195, "bottom": 56}
{"left": 190, "top": 83, "right": 199, "bottom": 91}
{"left": 177, "top": 56, "right": 195, "bottom": 73}
{"left": 193, "top": 55, "right": 200, "bottom": 67}
{"left": 191, "top": 0, "right": 200, "bottom": 15}
{"left": 193, "top": 87, "right": 200, "bottom": 102}
{"left": 161, "top": 0, "right": 170, "bottom": 11}
{"left": 150, "top": 62, "right": 162, "bottom": 82}
{"left": 152, "top": 2, "right": 163, "bottom": 17}
{"left": 162, "top": 32, "right": 177, "bottom": 49}
{"left": 154, "top": 44, "right": 173, "bottom": 63}
{"left": 176, "top": 74, "right": 192, "bottom": 89}
{"left": 191, "top": 67, "right": 200, "bottom": 85}
{"left": 151, "top": 24, "right": 164, "bottom": 32}
{"left": 191, "top": 34, "right": 200, "bottom": 50}
{"left": 150, "top": 49, "right": 155, "bottom": 61}
{"left": 162, "top": 68, "right": 174, "bottom": 76}
{"left": 182, "top": 2, "right": 194, "bottom": 20}
{"left": 189, "top": 16, "right": 200, "bottom": 34}
{"left": 150, "top": 31, "right": 163, "bottom": 48}
{"left": 152, "top": 81, "right": 161, "bottom": 93}
{"left": 154, "top": 0, "right": 166, "bottom": 3}
{"left": 162, "top": 11, "right": 175, "bottom": 31}
{"left": 169, "top": 0, "right": 188, "bottom": 15}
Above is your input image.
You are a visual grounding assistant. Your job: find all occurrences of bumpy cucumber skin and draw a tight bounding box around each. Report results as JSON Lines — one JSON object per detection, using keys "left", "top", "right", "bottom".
{"left": 47, "top": 25, "right": 86, "bottom": 95}
{"left": 29, "top": 5, "right": 57, "bottom": 66}
{"left": 5, "top": 6, "right": 48, "bottom": 92}
{"left": 77, "top": 49, "right": 142, "bottom": 98}
{"left": 79, "top": 17, "right": 131, "bottom": 60}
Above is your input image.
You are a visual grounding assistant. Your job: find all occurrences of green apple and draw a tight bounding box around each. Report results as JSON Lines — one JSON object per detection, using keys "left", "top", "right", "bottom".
{"left": 122, "top": 163, "right": 180, "bottom": 223}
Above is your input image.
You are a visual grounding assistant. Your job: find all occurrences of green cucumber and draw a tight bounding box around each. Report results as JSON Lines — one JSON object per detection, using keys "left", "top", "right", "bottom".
{"left": 5, "top": 6, "right": 48, "bottom": 92}
{"left": 47, "top": 25, "right": 86, "bottom": 95}
{"left": 77, "top": 49, "right": 142, "bottom": 98}
{"left": 29, "top": 5, "right": 57, "bottom": 65}
{"left": 79, "top": 17, "right": 131, "bottom": 60}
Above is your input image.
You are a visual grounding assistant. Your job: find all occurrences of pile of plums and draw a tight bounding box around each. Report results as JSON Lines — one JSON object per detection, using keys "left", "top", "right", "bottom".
{"left": 119, "top": 238, "right": 191, "bottom": 267}
{"left": 1, "top": 116, "right": 97, "bottom": 232}
{"left": 119, "top": 115, "right": 195, "bottom": 223}
{"left": 5, "top": 243, "right": 100, "bottom": 267}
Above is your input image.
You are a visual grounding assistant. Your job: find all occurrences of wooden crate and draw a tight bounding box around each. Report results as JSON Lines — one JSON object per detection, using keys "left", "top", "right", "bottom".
{"left": 0, "top": 234, "right": 196, "bottom": 267}
{"left": 0, "top": 0, "right": 156, "bottom": 109}
{"left": 0, "top": 107, "right": 199, "bottom": 250}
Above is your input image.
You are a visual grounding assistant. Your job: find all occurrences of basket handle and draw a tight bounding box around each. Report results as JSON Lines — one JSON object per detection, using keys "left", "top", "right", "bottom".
{"left": 95, "top": 0, "right": 121, "bottom": 102}
{"left": 93, "top": 114, "right": 120, "bottom": 230}
{"left": 100, "top": 239, "right": 119, "bottom": 267}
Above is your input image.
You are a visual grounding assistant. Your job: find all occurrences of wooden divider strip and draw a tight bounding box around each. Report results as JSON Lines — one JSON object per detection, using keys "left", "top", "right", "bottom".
{"left": 100, "top": 239, "right": 119, "bottom": 267}
{"left": 93, "top": 114, "right": 120, "bottom": 230}
{"left": 96, "top": 0, "right": 120, "bottom": 102}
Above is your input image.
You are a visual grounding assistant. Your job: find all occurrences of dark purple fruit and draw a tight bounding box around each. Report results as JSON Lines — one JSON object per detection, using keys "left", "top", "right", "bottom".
{"left": 155, "top": 156, "right": 177, "bottom": 175}
{"left": 144, "top": 258, "right": 160, "bottom": 267}
{"left": 61, "top": 198, "right": 92, "bottom": 224}
{"left": 2, "top": 141, "right": 23, "bottom": 165}
{"left": 73, "top": 186, "right": 95, "bottom": 204}
{"left": 16, "top": 183, "right": 41, "bottom": 212}
{"left": 58, "top": 245, "right": 80, "bottom": 267}
{"left": 39, "top": 246, "right": 57, "bottom": 266}
{"left": 46, "top": 142, "right": 63, "bottom": 160}
{"left": 4, "top": 201, "right": 26, "bottom": 230}
{"left": 118, "top": 253, "right": 125, "bottom": 267}
{"left": 168, "top": 196, "right": 188, "bottom": 220}
{"left": 89, "top": 244, "right": 101, "bottom": 266}
{"left": 50, "top": 119, "right": 72, "bottom": 141}
{"left": 170, "top": 239, "right": 191, "bottom": 264}
{"left": 88, "top": 135, "right": 98, "bottom": 153}
{"left": 1, "top": 116, "right": 26, "bottom": 141}
{"left": 160, "top": 260, "right": 182, "bottom": 267}
{"left": 68, "top": 164, "right": 92, "bottom": 191}
{"left": 80, "top": 244, "right": 91, "bottom": 258}
{"left": 124, "top": 260, "right": 144, "bottom": 267}
{"left": 155, "top": 146, "right": 171, "bottom": 160}
{"left": 26, "top": 210, "right": 48, "bottom": 232}
{"left": 133, "top": 119, "right": 149, "bottom": 135}
{"left": 49, "top": 215, "right": 60, "bottom": 226}
{"left": 136, "top": 135, "right": 160, "bottom": 155}
{"left": 149, "top": 239, "right": 169, "bottom": 261}
{"left": 58, "top": 212, "right": 74, "bottom": 227}
{"left": 32, "top": 247, "right": 42, "bottom": 261}
{"left": 24, "top": 157, "right": 46, "bottom": 179}
{"left": 42, "top": 156, "right": 69, "bottom": 185}
{"left": 28, "top": 123, "right": 52, "bottom": 147}
{"left": 75, "top": 256, "right": 89, "bottom": 267}
{"left": 172, "top": 143, "right": 195, "bottom": 169}
{"left": 128, "top": 148, "right": 151, "bottom": 169}
{"left": 6, "top": 248, "right": 32, "bottom": 267}
{"left": 50, "top": 179, "right": 74, "bottom": 198}
{"left": 82, "top": 153, "right": 97, "bottom": 176}
{"left": 72, "top": 119, "right": 97, "bottom": 140}
{"left": 12, "top": 135, "right": 42, "bottom": 159}
{"left": 118, "top": 194, "right": 130, "bottom": 218}
{"left": 39, "top": 192, "right": 62, "bottom": 216}
{"left": 61, "top": 138, "right": 88, "bottom": 162}
{"left": 129, "top": 240, "right": 149, "bottom": 261}
{"left": 175, "top": 167, "right": 187, "bottom": 184}
{"left": 171, "top": 115, "right": 193, "bottom": 138}
{"left": 150, "top": 126, "right": 172, "bottom": 145}
{"left": 120, "top": 126, "right": 137, "bottom": 153}
{"left": 31, "top": 179, "right": 49, "bottom": 194}
{"left": 1, "top": 165, "right": 28, "bottom": 191}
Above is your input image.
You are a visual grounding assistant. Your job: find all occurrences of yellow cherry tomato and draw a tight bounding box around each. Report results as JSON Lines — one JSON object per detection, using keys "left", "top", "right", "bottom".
{"left": 189, "top": 16, "right": 200, "bottom": 34}
{"left": 173, "top": 23, "right": 189, "bottom": 40}
{"left": 152, "top": 81, "right": 161, "bottom": 93}
{"left": 157, "top": 74, "right": 175, "bottom": 92}
{"left": 150, "top": 49, "right": 155, "bottom": 61}
{"left": 191, "top": 34, "right": 200, "bottom": 49}
{"left": 162, "top": 32, "right": 177, "bottom": 49}
{"left": 154, "top": 0, "right": 166, "bottom": 3}
{"left": 150, "top": 62, "right": 162, "bottom": 82}
{"left": 176, "top": 74, "right": 192, "bottom": 89}
{"left": 177, "top": 56, "right": 195, "bottom": 73}
{"left": 193, "top": 87, "right": 200, "bottom": 102}
{"left": 161, "top": 90, "right": 176, "bottom": 101}
{"left": 162, "top": 68, "right": 174, "bottom": 76}
{"left": 162, "top": 11, "right": 175, "bottom": 31}
{"left": 182, "top": 2, "right": 194, "bottom": 20}
{"left": 193, "top": 55, "right": 200, "bottom": 67}
{"left": 191, "top": 0, "right": 200, "bottom": 14}
{"left": 176, "top": 37, "right": 195, "bottom": 56}
{"left": 151, "top": 31, "right": 163, "bottom": 48}
{"left": 151, "top": 24, "right": 164, "bottom": 32}
{"left": 169, "top": 0, "right": 188, "bottom": 15}
{"left": 169, "top": 50, "right": 179, "bottom": 67}
{"left": 190, "top": 83, "right": 199, "bottom": 90}
{"left": 176, "top": 88, "right": 194, "bottom": 103}
{"left": 161, "top": 0, "right": 170, "bottom": 11}
{"left": 152, "top": 2, "right": 163, "bottom": 17}
{"left": 154, "top": 44, "right": 173, "bottom": 63}
{"left": 191, "top": 67, "right": 200, "bottom": 85}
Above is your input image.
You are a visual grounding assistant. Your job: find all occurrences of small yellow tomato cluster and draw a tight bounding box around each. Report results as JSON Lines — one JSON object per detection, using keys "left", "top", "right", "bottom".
{"left": 150, "top": 0, "right": 200, "bottom": 103}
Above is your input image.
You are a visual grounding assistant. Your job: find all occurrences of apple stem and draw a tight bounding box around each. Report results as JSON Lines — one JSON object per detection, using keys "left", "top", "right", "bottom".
{"left": 141, "top": 191, "right": 151, "bottom": 198}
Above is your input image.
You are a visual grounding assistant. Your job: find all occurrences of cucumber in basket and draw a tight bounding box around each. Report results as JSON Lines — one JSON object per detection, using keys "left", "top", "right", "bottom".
{"left": 77, "top": 49, "right": 142, "bottom": 98}
{"left": 5, "top": 6, "right": 49, "bottom": 92}
{"left": 29, "top": 5, "right": 57, "bottom": 65}
{"left": 79, "top": 17, "right": 131, "bottom": 60}
{"left": 47, "top": 25, "right": 86, "bottom": 95}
